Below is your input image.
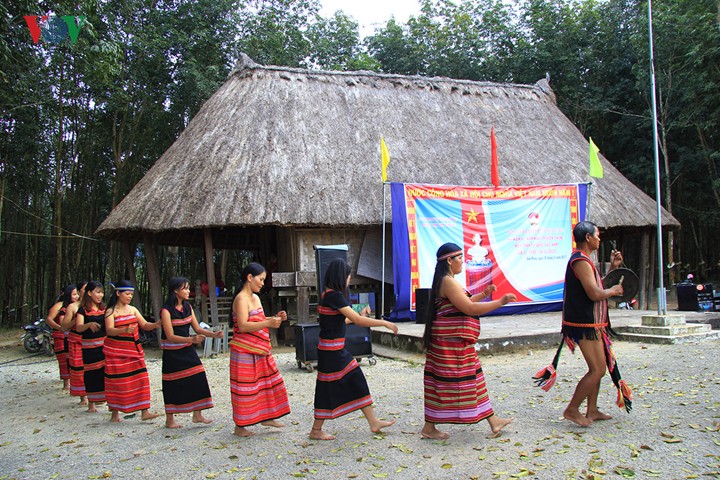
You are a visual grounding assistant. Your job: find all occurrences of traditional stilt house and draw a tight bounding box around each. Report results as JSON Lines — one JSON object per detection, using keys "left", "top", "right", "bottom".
{"left": 95, "top": 54, "right": 679, "bottom": 324}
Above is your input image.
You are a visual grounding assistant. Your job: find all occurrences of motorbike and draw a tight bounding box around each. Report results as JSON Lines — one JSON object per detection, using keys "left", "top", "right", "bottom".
{"left": 21, "top": 318, "right": 54, "bottom": 355}
{"left": 138, "top": 326, "right": 160, "bottom": 348}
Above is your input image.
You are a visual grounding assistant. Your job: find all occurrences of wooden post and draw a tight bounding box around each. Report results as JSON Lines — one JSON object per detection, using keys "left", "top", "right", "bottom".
{"left": 142, "top": 233, "right": 163, "bottom": 323}
{"left": 203, "top": 229, "right": 219, "bottom": 327}
{"left": 297, "top": 286, "right": 309, "bottom": 324}
{"left": 121, "top": 241, "right": 142, "bottom": 309}
{"left": 639, "top": 231, "right": 649, "bottom": 310}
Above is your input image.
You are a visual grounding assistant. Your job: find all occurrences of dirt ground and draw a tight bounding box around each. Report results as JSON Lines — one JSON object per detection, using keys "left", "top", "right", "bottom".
{"left": 0, "top": 331, "right": 719, "bottom": 480}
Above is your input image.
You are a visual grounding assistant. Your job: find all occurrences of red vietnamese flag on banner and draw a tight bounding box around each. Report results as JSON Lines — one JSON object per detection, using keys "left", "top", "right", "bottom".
{"left": 491, "top": 127, "right": 500, "bottom": 188}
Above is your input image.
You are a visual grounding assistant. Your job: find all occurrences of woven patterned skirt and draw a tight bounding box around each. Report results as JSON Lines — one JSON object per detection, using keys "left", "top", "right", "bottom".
{"left": 68, "top": 334, "right": 86, "bottom": 397}
{"left": 314, "top": 347, "right": 372, "bottom": 420}
{"left": 105, "top": 353, "right": 151, "bottom": 413}
{"left": 82, "top": 344, "right": 106, "bottom": 403}
{"left": 162, "top": 346, "right": 213, "bottom": 413}
{"left": 52, "top": 331, "right": 70, "bottom": 380}
{"left": 424, "top": 338, "right": 493, "bottom": 424}
{"left": 230, "top": 349, "right": 290, "bottom": 427}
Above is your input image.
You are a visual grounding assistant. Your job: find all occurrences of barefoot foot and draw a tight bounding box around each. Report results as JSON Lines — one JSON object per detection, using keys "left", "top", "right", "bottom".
{"left": 192, "top": 413, "right": 213, "bottom": 425}
{"left": 110, "top": 412, "right": 121, "bottom": 423}
{"left": 586, "top": 410, "right": 612, "bottom": 421}
{"left": 233, "top": 426, "right": 254, "bottom": 437}
{"left": 563, "top": 409, "right": 592, "bottom": 427}
{"left": 420, "top": 428, "right": 449, "bottom": 440}
{"left": 370, "top": 419, "right": 396, "bottom": 434}
{"left": 165, "top": 421, "right": 183, "bottom": 429}
{"left": 261, "top": 420, "right": 285, "bottom": 428}
{"left": 309, "top": 428, "right": 335, "bottom": 440}
{"left": 141, "top": 411, "right": 160, "bottom": 421}
{"left": 488, "top": 416, "right": 514, "bottom": 435}
{"left": 79, "top": 396, "right": 88, "bottom": 406}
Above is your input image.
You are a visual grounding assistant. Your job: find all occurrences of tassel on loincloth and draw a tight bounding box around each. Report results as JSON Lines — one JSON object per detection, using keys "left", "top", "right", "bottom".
{"left": 603, "top": 331, "right": 633, "bottom": 413}
{"left": 532, "top": 341, "right": 564, "bottom": 391}
{"left": 615, "top": 379, "right": 633, "bottom": 413}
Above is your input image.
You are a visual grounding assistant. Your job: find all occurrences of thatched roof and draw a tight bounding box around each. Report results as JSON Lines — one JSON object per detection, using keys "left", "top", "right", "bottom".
{"left": 96, "top": 53, "right": 679, "bottom": 245}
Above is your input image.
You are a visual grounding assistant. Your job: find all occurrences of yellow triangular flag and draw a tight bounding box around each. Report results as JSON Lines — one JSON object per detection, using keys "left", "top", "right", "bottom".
{"left": 380, "top": 137, "right": 391, "bottom": 183}
{"left": 589, "top": 137, "right": 604, "bottom": 178}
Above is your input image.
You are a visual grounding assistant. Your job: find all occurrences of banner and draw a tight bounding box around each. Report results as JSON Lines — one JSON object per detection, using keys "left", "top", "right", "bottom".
{"left": 390, "top": 182, "right": 588, "bottom": 320}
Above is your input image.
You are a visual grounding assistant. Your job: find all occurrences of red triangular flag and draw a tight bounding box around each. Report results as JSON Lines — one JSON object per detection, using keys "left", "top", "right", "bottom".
{"left": 491, "top": 127, "right": 500, "bottom": 187}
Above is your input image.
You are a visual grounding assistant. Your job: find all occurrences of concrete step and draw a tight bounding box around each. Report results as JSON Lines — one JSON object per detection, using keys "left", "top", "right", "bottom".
{"left": 621, "top": 324, "right": 712, "bottom": 336}
{"left": 641, "top": 314, "right": 687, "bottom": 327}
{"left": 615, "top": 329, "right": 720, "bottom": 344}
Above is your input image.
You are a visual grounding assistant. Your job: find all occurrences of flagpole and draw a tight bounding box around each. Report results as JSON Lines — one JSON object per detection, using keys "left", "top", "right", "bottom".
{"left": 381, "top": 182, "right": 387, "bottom": 319}
{"left": 648, "top": 0, "right": 667, "bottom": 314}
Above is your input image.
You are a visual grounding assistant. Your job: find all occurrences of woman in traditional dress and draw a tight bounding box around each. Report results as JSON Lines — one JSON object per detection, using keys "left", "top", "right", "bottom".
{"left": 421, "top": 242, "right": 516, "bottom": 440}
{"left": 61, "top": 281, "right": 87, "bottom": 404}
{"left": 104, "top": 280, "right": 161, "bottom": 423}
{"left": 46, "top": 284, "right": 78, "bottom": 390}
{"left": 558, "top": 221, "right": 627, "bottom": 426}
{"left": 75, "top": 281, "right": 107, "bottom": 413}
{"left": 230, "top": 262, "right": 290, "bottom": 437}
{"left": 310, "top": 259, "right": 398, "bottom": 441}
{"left": 160, "top": 277, "right": 222, "bottom": 429}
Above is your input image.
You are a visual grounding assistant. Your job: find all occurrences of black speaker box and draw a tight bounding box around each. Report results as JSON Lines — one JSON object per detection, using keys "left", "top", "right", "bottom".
{"left": 294, "top": 323, "right": 372, "bottom": 367}
{"left": 415, "top": 288, "right": 432, "bottom": 324}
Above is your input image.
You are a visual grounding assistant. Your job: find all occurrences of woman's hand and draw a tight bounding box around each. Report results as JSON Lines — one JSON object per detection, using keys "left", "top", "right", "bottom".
{"left": 191, "top": 334, "right": 205, "bottom": 345}
{"left": 126, "top": 324, "right": 137, "bottom": 334}
{"left": 500, "top": 293, "right": 517, "bottom": 305}
{"left": 483, "top": 284, "right": 497, "bottom": 297}
{"left": 87, "top": 322, "right": 101, "bottom": 333}
{"left": 384, "top": 321, "right": 398, "bottom": 335}
{"left": 267, "top": 316, "right": 282, "bottom": 328}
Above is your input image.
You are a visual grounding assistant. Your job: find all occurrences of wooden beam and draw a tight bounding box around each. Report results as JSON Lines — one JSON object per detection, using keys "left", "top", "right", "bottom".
{"left": 142, "top": 233, "right": 163, "bottom": 323}
{"left": 204, "top": 229, "right": 219, "bottom": 326}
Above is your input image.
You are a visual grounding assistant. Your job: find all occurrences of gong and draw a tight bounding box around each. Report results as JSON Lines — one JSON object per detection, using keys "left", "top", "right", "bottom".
{"left": 602, "top": 267, "right": 639, "bottom": 303}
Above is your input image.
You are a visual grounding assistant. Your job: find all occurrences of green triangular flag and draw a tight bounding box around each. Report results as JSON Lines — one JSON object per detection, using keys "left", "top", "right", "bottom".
{"left": 589, "top": 137, "right": 604, "bottom": 178}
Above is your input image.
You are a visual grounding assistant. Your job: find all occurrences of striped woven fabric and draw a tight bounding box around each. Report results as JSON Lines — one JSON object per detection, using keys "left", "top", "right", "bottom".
{"left": 52, "top": 322, "right": 70, "bottom": 380}
{"left": 80, "top": 307, "right": 106, "bottom": 403}
{"left": 68, "top": 329, "right": 86, "bottom": 397}
{"left": 161, "top": 304, "right": 214, "bottom": 414}
{"left": 313, "top": 289, "right": 373, "bottom": 420}
{"left": 104, "top": 313, "right": 151, "bottom": 413}
{"left": 230, "top": 308, "right": 271, "bottom": 355}
{"left": 318, "top": 338, "right": 345, "bottom": 351}
{"left": 230, "top": 349, "right": 290, "bottom": 427}
{"left": 424, "top": 294, "right": 494, "bottom": 424}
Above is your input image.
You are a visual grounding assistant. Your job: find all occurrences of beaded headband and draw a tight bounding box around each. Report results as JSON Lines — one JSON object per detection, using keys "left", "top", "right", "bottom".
{"left": 437, "top": 250, "right": 462, "bottom": 261}
{"left": 110, "top": 283, "right": 135, "bottom": 292}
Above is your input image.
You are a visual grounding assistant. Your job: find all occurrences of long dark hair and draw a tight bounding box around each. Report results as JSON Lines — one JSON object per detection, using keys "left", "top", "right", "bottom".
{"left": 82, "top": 280, "right": 106, "bottom": 311}
{"left": 237, "top": 262, "right": 266, "bottom": 293}
{"left": 324, "top": 258, "right": 351, "bottom": 294}
{"left": 106, "top": 280, "right": 134, "bottom": 315}
{"left": 60, "top": 284, "right": 77, "bottom": 308}
{"left": 423, "top": 242, "right": 462, "bottom": 348}
{"left": 164, "top": 277, "right": 190, "bottom": 310}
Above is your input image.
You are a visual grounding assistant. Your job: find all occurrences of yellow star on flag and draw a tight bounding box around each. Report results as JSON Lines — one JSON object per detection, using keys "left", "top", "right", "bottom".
{"left": 466, "top": 208, "right": 479, "bottom": 223}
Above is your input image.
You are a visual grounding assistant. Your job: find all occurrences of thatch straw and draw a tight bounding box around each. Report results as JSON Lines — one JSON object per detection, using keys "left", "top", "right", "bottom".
{"left": 96, "top": 53, "right": 679, "bottom": 244}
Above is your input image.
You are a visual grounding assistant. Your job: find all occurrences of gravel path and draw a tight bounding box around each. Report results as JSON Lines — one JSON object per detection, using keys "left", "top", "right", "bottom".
{"left": 0, "top": 339, "right": 719, "bottom": 480}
